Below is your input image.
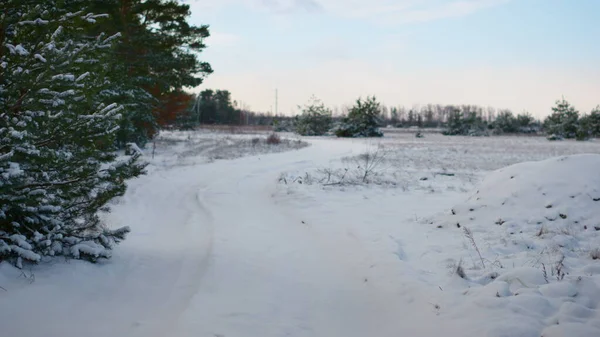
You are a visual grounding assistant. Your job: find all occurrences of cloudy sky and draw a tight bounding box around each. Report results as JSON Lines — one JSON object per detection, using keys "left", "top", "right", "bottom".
{"left": 185, "top": 0, "right": 600, "bottom": 117}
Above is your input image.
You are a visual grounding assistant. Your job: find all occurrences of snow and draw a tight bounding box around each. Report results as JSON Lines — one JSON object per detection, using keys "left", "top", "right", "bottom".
{"left": 19, "top": 18, "right": 49, "bottom": 26}
{"left": 51, "top": 73, "right": 75, "bottom": 81}
{"left": 75, "top": 72, "right": 90, "bottom": 81}
{"left": 5, "top": 44, "right": 29, "bottom": 56}
{"left": 70, "top": 241, "right": 111, "bottom": 259}
{"left": 8, "top": 245, "right": 41, "bottom": 262}
{"left": 428, "top": 154, "right": 600, "bottom": 282}
{"left": 34, "top": 54, "right": 47, "bottom": 63}
{"left": 1, "top": 131, "right": 600, "bottom": 337}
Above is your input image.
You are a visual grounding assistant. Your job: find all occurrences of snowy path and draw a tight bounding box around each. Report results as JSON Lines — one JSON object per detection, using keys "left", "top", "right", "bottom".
{"left": 167, "top": 140, "right": 462, "bottom": 337}
{"left": 1, "top": 138, "right": 462, "bottom": 337}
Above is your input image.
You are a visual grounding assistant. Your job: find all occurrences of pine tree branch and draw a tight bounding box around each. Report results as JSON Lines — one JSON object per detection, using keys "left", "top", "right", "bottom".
{"left": 14, "top": 178, "right": 82, "bottom": 191}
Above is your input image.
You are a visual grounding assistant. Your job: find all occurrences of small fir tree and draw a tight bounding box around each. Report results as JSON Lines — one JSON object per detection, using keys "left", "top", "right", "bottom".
{"left": 586, "top": 107, "right": 600, "bottom": 137}
{"left": 335, "top": 96, "right": 383, "bottom": 138}
{"left": 443, "top": 108, "right": 464, "bottom": 135}
{"left": 544, "top": 98, "right": 579, "bottom": 139}
{"left": 295, "top": 96, "right": 333, "bottom": 136}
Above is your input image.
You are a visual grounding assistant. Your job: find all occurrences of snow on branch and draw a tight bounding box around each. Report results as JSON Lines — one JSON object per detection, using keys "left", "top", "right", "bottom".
{"left": 62, "top": 11, "right": 83, "bottom": 20}
{"left": 70, "top": 241, "right": 111, "bottom": 259}
{"left": 9, "top": 244, "right": 42, "bottom": 262}
{"left": 51, "top": 74, "right": 75, "bottom": 81}
{"left": 102, "top": 32, "right": 121, "bottom": 45}
{"left": 75, "top": 72, "right": 90, "bottom": 82}
{"left": 18, "top": 18, "right": 49, "bottom": 26}
{"left": 34, "top": 54, "right": 47, "bottom": 63}
{"left": 5, "top": 44, "right": 30, "bottom": 56}
{"left": 0, "top": 151, "right": 14, "bottom": 161}
{"left": 97, "top": 103, "right": 123, "bottom": 116}
{"left": 51, "top": 26, "right": 64, "bottom": 40}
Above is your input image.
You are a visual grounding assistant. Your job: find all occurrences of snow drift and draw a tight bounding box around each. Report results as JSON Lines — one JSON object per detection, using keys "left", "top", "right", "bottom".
{"left": 436, "top": 154, "right": 600, "bottom": 263}
{"left": 432, "top": 154, "right": 600, "bottom": 336}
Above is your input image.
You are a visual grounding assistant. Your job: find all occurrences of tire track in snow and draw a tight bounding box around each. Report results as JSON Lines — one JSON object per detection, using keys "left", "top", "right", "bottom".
{"left": 144, "top": 185, "right": 216, "bottom": 337}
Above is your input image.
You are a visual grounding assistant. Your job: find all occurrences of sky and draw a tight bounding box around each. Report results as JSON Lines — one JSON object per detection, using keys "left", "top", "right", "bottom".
{"left": 185, "top": 0, "right": 600, "bottom": 118}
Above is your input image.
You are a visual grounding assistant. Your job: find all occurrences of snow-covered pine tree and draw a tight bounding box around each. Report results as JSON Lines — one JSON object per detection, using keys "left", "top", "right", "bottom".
{"left": 544, "top": 98, "right": 579, "bottom": 139}
{"left": 295, "top": 96, "right": 333, "bottom": 136}
{"left": 442, "top": 108, "right": 464, "bottom": 135}
{"left": 590, "top": 107, "right": 600, "bottom": 137}
{"left": 107, "top": 61, "right": 157, "bottom": 148}
{"left": 335, "top": 96, "right": 383, "bottom": 138}
{"left": 0, "top": 0, "right": 145, "bottom": 267}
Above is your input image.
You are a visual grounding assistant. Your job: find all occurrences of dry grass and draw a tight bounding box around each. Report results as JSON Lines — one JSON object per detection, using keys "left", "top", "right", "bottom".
{"left": 463, "top": 226, "right": 486, "bottom": 269}
{"left": 266, "top": 133, "right": 282, "bottom": 145}
{"left": 590, "top": 248, "right": 600, "bottom": 260}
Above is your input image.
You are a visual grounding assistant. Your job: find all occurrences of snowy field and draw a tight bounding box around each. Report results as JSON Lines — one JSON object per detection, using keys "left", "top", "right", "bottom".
{"left": 1, "top": 131, "right": 600, "bottom": 337}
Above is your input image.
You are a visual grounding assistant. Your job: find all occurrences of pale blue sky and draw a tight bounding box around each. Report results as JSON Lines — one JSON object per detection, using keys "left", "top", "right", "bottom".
{"left": 186, "top": 0, "right": 600, "bottom": 117}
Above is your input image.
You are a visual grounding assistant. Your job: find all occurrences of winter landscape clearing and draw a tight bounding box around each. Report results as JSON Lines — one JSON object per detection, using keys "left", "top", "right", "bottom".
{"left": 1, "top": 131, "right": 600, "bottom": 337}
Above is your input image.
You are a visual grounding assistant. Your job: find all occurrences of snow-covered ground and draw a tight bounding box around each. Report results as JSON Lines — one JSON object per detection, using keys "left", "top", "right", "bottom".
{"left": 1, "top": 131, "right": 599, "bottom": 337}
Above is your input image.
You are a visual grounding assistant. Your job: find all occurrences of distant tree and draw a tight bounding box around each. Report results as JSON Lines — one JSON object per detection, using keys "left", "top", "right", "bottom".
{"left": 443, "top": 107, "right": 487, "bottom": 136}
{"left": 397, "top": 106, "right": 407, "bottom": 124}
{"left": 435, "top": 105, "right": 446, "bottom": 124}
{"left": 576, "top": 106, "right": 600, "bottom": 140}
{"left": 493, "top": 110, "right": 518, "bottom": 134}
{"left": 423, "top": 105, "right": 435, "bottom": 127}
{"left": 195, "top": 89, "right": 241, "bottom": 124}
{"left": 485, "top": 107, "right": 496, "bottom": 123}
{"left": 515, "top": 112, "right": 538, "bottom": 133}
{"left": 587, "top": 107, "right": 600, "bottom": 137}
{"left": 544, "top": 98, "right": 579, "bottom": 139}
{"left": 214, "top": 90, "right": 239, "bottom": 124}
{"left": 294, "top": 96, "right": 333, "bottom": 136}
{"left": 390, "top": 107, "right": 399, "bottom": 124}
{"left": 335, "top": 97, "right": 383, "bottom": 138}
{"left": 443, "top": 108, "right": 464, "bottom": 135}
{"left": 407, "top": 110, "right": 415, "bottom": 127}
{"left": 577, "top": 115, "right": 591, "bottom": 140}
{"left": 516, "top": 113, "right": 534, "bottom": 128}
{"left": 381, "top": 105, "right": 389, "bottom": 121}
{"left": 463, "top": 110, "right": 488, "bottom": 135}
{"left": 197, "top": 89, "right": 217, "bottom": 123}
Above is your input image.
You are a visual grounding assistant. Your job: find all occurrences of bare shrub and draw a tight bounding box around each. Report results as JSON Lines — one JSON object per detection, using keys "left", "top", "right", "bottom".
{"left": 266, "top": 133, "right": 281, "bottom": 145}
{"left": 551, "top": 254, "right": 566, "bottom": 281}
{"left": 293, "top": 143, "right": 392, "bottom": 186}
{"left": 317, "top": 168, "right": 350, "bottom": 186}
{"left": 350, "top": 143, "right": 389, "bottom": 183}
